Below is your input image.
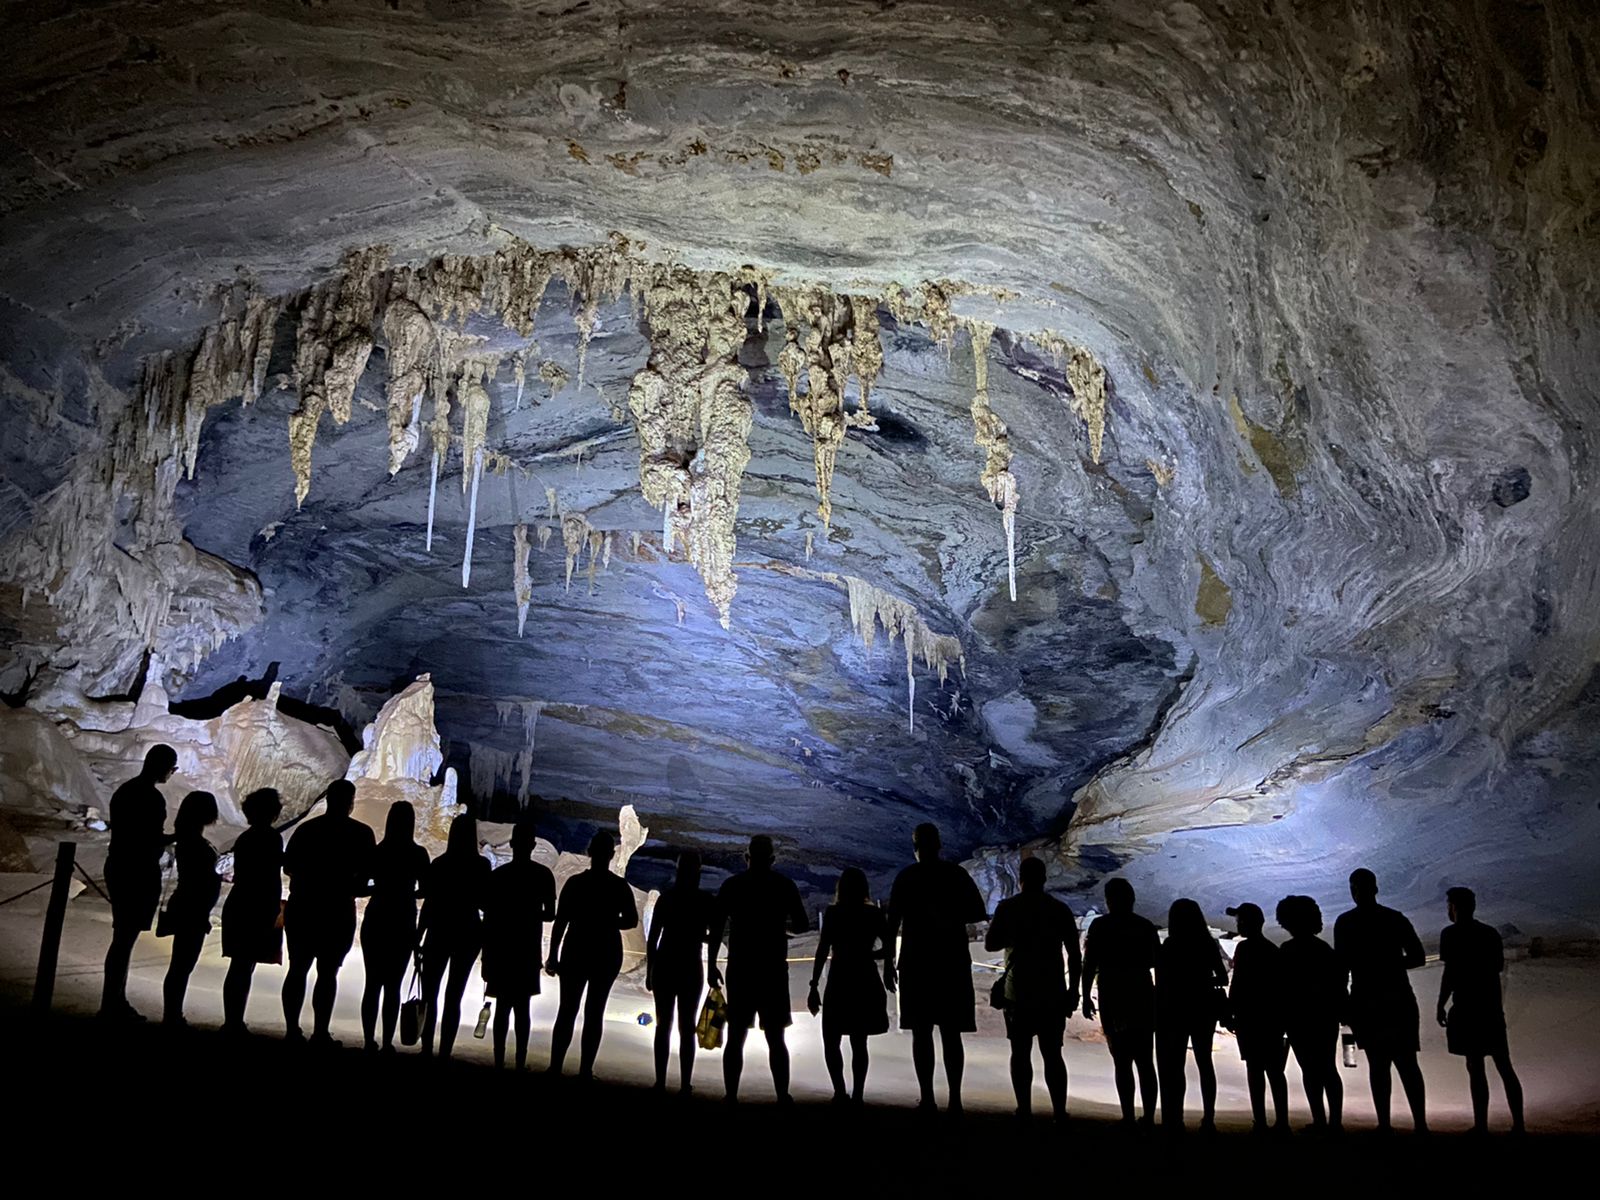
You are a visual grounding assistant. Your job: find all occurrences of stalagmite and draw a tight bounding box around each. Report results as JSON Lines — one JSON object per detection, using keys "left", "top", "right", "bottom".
{"left": 843, "top": 575, "right": 965, "bottom": 733}
{"left": 967, "top": 320, "right": 1019, "bottom": 601}
{"left": 513, "top": 523, "right": 532, "bottom": 636}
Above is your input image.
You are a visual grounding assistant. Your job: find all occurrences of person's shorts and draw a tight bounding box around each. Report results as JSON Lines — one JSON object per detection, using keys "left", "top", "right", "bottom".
{"left": 1446, "top": 1008, "right": 1508, "bottom": 1058}
{"left": 1005, "top": 1006, "right": 1066, "bottom": 1047}
{"left": 285, "top": 901, "right": 356, "bottom": 966}
{"left": 726, "top": 962, "right": 792, "bottom": 1031}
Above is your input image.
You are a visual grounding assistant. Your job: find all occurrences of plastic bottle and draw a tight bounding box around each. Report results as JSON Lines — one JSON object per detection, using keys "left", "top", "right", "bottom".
{"left": 473, "top": 1000, "right": 491, "bottom": 1039}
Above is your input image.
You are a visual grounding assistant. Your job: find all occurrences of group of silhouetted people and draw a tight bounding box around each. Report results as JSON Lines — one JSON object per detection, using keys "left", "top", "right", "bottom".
{"left": 95, "top": 745, "right": 1526, "bottom": 1133}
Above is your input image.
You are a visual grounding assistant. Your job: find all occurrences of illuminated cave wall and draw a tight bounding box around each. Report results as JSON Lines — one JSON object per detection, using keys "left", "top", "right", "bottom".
{"left": 2, "top": 0, "right": 1597, "bottom": 924}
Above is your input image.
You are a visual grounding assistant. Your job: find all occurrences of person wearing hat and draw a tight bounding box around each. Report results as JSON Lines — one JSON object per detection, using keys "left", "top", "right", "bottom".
{"left": 1227, "top": 902, "right": 1289, "bottom": 1135}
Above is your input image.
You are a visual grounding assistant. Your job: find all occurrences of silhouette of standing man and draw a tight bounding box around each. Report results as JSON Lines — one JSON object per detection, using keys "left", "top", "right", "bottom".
{"left": 546, "top": 831, "right": 638, "bottom": 1080}
{"left": 100, "top": 744, "right": 178, "bottom": 1021}
{"left": 1335, "top": 867, "right": 1428, "bottom": 1133}
{"left": 280, "top": 779, "right": 376, "bottom": 1047}
{"left": 1081, "top": 877, "right": 1160, "bottom": 1127}
{"left": 984, "top": 856, "right": 1081, "bottom": 1123}
{"left": 1437, "top": 886, "right": 1524, "bottom": 1134}
{"left": 706, "top": 834, "right": 809, "bottom": 1104}
{"left": 482, "top": 819, "right": 556, "bottom": 1071}
{"left": 884, "top": 823, "right": 988, "bottom": 1116}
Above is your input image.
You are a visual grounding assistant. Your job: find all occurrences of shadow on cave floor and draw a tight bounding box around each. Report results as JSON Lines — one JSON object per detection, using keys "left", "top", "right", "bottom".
{"left": 0, "top": 1009, "right": 1589, "bottom": 1187}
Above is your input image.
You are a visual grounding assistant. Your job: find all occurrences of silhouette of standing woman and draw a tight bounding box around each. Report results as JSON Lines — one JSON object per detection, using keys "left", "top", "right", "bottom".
{"left": 1437, "top": 886, "right": 1524, "bottom": 1134}
{"left": 418, "top": 813, "right": 490, "bottom": 1059}
{"left": 281, "top": 778, "right": 377, "bottom": 1046}
{"left": 482, "top": 819, "right": 556, "bottom": 1071}
{"left": 985, "top": 857, "right": 1081, "bottom": 1123}
{"left": 160, "top": 791, "right": 221, "bottom": 1028}
{"left": 646, "top": 848, "right": 714, "bottom": 1093}
{"left": 808, "top": 866, "right": 890, "bottom": 1106}
{"left": 1335, "top": 868, "right": 1428, "bottom": 1133}
{"left": 1081, "top": 878, "right": 1160, "bottom": 1127}
{"left": 360, "top": 800, "right": 430, "bottom": 1053}
{"left": 884, "top": 823, "right": 988, "bottom": 1116}
{"left": 546, "top": 831, "right": 638, "bottom": 1079}
{"left": 1227, "top": 901, "right": 1289, "bottom": 1134}
{"left": 100, "top": 744, "right": 178, "bottom": 1021}
{"left": 1155, "top": 898, "right": 1228, "bottom": 1134}
{"left": 707, "top": 834, "right": 809, "bottom": 1104}
{"left": 221, "top": 788, "right": 284, "bottom": 1035}
{"left": 1275, "top": 894, "right": 1344, "bottom": 1132}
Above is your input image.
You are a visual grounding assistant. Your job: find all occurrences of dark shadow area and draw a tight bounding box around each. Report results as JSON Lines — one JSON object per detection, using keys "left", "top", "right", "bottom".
{"left": 168, "top": 663, "right": 364, "bottom": 753}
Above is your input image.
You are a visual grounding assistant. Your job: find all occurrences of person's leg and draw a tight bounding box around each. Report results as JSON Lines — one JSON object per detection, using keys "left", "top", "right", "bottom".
{"left": 1194, "top": 1027, "right": 1217, "bottom": 1127}
{"left": 162, "top": 930, "right": 204, "bottom": 1023}
{"left": 360, "top": 937, "right": 382, "bottom": 1048}
{"left": 823, "top": 1029, "right": 847, "bottom": 1098}
{"left": 420, "top": 950, "right": 446, "bottom": 1054}
{"left": 578, "top": 969, "right": 617, "bottom": 1078}
{"left": 1367, "top": 1049, "right": 1394, "bottom": 1130}
{"left": 765, "top": 1025, "right": 792, "bottom": 1100}
{"left": 514, "top": 996, "right": 531, "bottom": 1070}
{"left": 1247, "top": 1060, "right": 1267, "bottom": 1128}
{"left": 222, "top": 958, "right": 255, "bottom": 1030}
{"left": 911, "top": 1024, "right": 937, "bottom": 1107}
{"left": 101, "top": 918, "right": 140, "bottom": 1014}
{"left": 492, "top": 996, "right": 511, "bottom": 1068}
{"left": 1267, "top": 1043, "right": 1290, "bottom": 1129}
{"left": 653, "top": 986, "right": 675, "bottom": 1088}
{"left": 939, "top": 1025, "right": 966, "bottom": 1112}
{"left": 1491, "top": 1049, "right": 1525, "bottom": 1131}
{"left": 1042, "top": 1039, "right": 1068, "bottom": 1120}
{"left": 547, "top": 972, "right": 583, "bottom": 1074}
{"left": 1008, "top": 1032, "right": 1033, "bottom": 1116}
{"left": 1324, "top": 1030, "right": 1344, "bottom": 1129}
{"left": 849, "top": 1033, "right": 870, "bottom": 1102}
{"left": 281, "top": 947, "right": 313, "bottom": 1038}
{"left": 1466, "top": 1056, "right": 1489, "bottom": 1131}
{"left": 723, "top": 1018, "right": 750, "bottom": 1101}
{"left": 438, "top": 950, "right": 472, "bottom": 1057}
{"left": 1393, "top": 1050, "right": 1427, "bottom": 1132}
{"left": 1157, "top": 1029, "right": 1186, "bottom": 1131}
{"left": 380, "top": 952, "right": 407, "bottom": 1048}
{"left": 676, "top": 983, "right": 700, "bottom": 1091}
{"left": 311, "top": 950, "right": 344, "bottom": 1040}
{"left": 1110, "top": 1047, "right": 1137, "bottom": 1122}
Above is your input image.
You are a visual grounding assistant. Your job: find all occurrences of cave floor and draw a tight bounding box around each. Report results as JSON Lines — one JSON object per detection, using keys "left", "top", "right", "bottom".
{"left": 2, "top": 880, "right": 1597, "bottom": 1179}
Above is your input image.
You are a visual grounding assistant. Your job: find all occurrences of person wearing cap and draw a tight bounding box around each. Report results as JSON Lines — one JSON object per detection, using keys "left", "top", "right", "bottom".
{"left": 1334, "top": 868, "right": 1428, "bottom": 1133}
{"left": 1227, "top": 902, "right": 1289, "bottom": 1135}
{"left": 1275, "top": 894, "right": 1345, "bottom": 1132}
{"left": 1437, "top": 886, "right": 1524, "bottom": 1134}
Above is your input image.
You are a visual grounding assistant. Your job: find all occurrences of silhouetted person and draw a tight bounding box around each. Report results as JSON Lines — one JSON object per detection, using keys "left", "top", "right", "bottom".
{"left": 707, "top": 834, "right": 809, "bottom": 1104}
{"left": 281, "top": 778, "right": 376, "bottom": 1046}
{"left": 985, "top": 857, "right": 1081, "bottom": 1123}
{"left": 1155, "top": 898, "right": 1228, "bottom": 1134}
{"left": 1437, "top": 886, "right": 1524, "bottom": 1134}
{"left": 646, "top": 848, "right": 715, "bottom": 1092}
{"left": 546, "top": 830, "right": 639, "bottom": 1079}
{"left": 221, "top": 788, "right": 284, "bottom": 1035}
{"left": 808, "top": 866, "right": 890, "bottom": 1105}
{"left": 161, "top": 791, "right": 221, "bottom": 1028}
{"left": 1227, "top": 901, "right": 1289, "bottom": 1134}
{"left": 1081, "top": 877, "right": 1159, "bottom": 1127}
{"left": 100, "top": 744, "right": 178, "bottom": 1020}
{"left": 1276, "top": 895, "right": 1344, "bottom": 1131}
{"left": 884, "top": 823, "right": 987, "bottom": 1115}
{"left": 360, "top": 800, "right": 430, "bottom": 1053}
{"left": 1335, "top": 868, "right": 1428, "bottom": 1133}
{"left": 482, "top": 819, "right": 555, "bottom": 1070}
{"left": 418, "top": 813, "right": 490, "bottom": 1059}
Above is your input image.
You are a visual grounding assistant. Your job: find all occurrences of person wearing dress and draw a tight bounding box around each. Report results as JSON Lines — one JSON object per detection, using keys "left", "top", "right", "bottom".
{"left": 418, "top": 813, "right": 491, "bottom": 1058}
{"left": 360, "top": 800, "right": 430, "bottom": 1053}
{"left": 160, "top": 791, "right": 221, "bottom": 1028}
{"left": 1081, "top": 877, "right": 1160, "bottom": 1126}
{"left": 1276, "top": 894, "right": 1345, "bottom": 1132}
{"left": 1155, "top": 898, "right": 1229, "bottom": 1134}
{"left": 646, "top": 848, "right": 715, "bottom": 1093}
{"left": 481, "top": 819, "right": 556, "bottom": 1070}
{"left": 221, "top": 788, "right": 284, "bottom": 1035}
{"left": 1437, "top": 886, "right": 1524, "bottom": 1134}
{"left": 545, "top": 830, "right": 639, "bottom": 1079}
{"left": 808, "top": 866, "right": 890, "bottom": 1105}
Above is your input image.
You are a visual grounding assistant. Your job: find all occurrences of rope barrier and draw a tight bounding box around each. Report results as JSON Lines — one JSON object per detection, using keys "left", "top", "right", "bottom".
{"left": 0, "top": 878, "right": 53, "bottom": 908}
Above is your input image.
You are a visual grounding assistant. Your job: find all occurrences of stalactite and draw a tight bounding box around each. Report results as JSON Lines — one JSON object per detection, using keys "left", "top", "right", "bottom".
{"left": 848, "top": 295, "right": 884, "bottom": 415}
{"left": 513, "top": 523, "right": 532, "bottom": 636}
{"left": 629, "top": 531, "right": 642, "bottom": 557}
{"left": 459, "top": 367, "right": 492, "bottom": 588}
{"left": 425, "top": 366, "right": 451, "bottom": 553}
{"left": 562, "top": 512, "right": 589, "bottom": 590}
{"left": 967, "top": 319, "right": 1018, "bottom": 601}
{"left": 843, "top": 575, "right": 965, "bottom": 733}
{"left": 545, "top": 487, "right": 558, "bottom": 519}
{"left": 805, "top": 530, "right": 814, "bottom": 560}
{"left": 540, "top": 360, "right": 570, "bottom": 401}
{"left": 1034, "top": 333, "right": 1110, "bottom": 464}
{"left": 587, "top": 528, "right": 604, "bottom": 593}
{"left": 382, "top": 298, "right": 436, "bottom": 475}
{"left": 537, "top": 524, "right": 553, "bottom": 552}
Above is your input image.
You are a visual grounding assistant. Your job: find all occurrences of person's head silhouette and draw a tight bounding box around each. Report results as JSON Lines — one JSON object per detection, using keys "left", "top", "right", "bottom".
{"left": 1104, "top": 877, "right": 1135, "bottom": 914}
{"left": 446, "top": 812, "right": 478, "bottom": 857}
{"left": 675, "top": 848, "right": 702, "bottom": 890}
{"left": 747, "top": 834, "right": 775, "bottom": 870}
{"left": 510, "top": 818, "right": 537, "bottom": 860}
{"left": 588, "top": 830, "right": 615, "bottom": 871}
{"left": 142, "top": 744, "right": 178, "bottom": 783}
{"left": 1349, "top": 867, "right": 1379, "bottom": 906}
{"left": 1019, "top": 856, "right": 1046, "bottom": 894}
{"left": 912, "top": 823, "right": 942, "bottom": 862}
{"left": 383, "top": 799, "right": 416, "bottom": 844}
{"left": 1166, "top": 897, "right": 1207, "bottom": 941}
{"left": 1446, "top": 886, "right": 1476, "bottom": 923}
{"left": 326, "top": 778, "right": 356, "bottom": 819}
{"left": 1275, "top": 894, "right": 1323, "bottom": 938}
{"left": 241, "top": 788, "right": 281, "bottom": 828}
{"left": 835, "top": 865, "right": 870, "bottom": 906}
{"left": 1227, "top": 901, "right": 1265, "bottom": 937}
{"left": 174, "top": 790, "right": 218, "bottom": 836}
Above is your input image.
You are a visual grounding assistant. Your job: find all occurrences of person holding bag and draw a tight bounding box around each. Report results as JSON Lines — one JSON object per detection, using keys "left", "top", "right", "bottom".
{"left": 220, "top": 788, "right": 284, "bottom": 1036}
{"left": 360, "top": 800, "right": 430, "bottom": 1053}
{"left": 418, "top": 814, "right": 491, "bottom": 1059}
{"left": 1155, "top": 897, "right": 1229, "bottom": 1135}
{"left": 160, "top": 791, "right": 221, "bottom": 1028}
{"left": 646, "top": 849, "right": 715, "bottom": 1093}
{"left": 808, "top": 867, "right": 890, "bottom": 1106}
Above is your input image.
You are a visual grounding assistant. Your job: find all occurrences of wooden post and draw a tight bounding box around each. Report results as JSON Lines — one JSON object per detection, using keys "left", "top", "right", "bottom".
{"left": 32, "top": 841, "right": 77, "bottom": 1014}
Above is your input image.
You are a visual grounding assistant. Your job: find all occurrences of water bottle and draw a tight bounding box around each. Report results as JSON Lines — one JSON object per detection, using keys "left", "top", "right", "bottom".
{"left": 1341, "top": 1031, "right": 1358, "bottom": 1069}
{"left": 473, "top": 1000, "right": 491, "bottom": 1039}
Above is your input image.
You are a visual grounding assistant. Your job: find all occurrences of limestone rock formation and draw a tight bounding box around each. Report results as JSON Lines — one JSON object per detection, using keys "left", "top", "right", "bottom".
{"left": 345, "top": 674, "right": 461, "bottom": 854}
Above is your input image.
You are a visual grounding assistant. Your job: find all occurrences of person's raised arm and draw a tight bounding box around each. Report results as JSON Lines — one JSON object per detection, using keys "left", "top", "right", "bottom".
{"left": 705, "top": 889, "right": 726, "bottom": 989}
